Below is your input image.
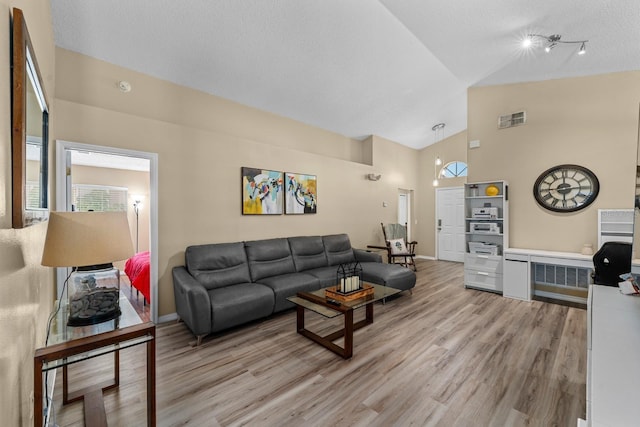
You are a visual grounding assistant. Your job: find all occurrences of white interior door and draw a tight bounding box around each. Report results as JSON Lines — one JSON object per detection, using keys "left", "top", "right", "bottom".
{"left": 436, "top": 187, "right": 465, "bottom": 262}
{"left": 398, "top": 193, "right": 408, "bottom": 224}
{"left": 398, "top": 190, "right": 412, "bottom": 238}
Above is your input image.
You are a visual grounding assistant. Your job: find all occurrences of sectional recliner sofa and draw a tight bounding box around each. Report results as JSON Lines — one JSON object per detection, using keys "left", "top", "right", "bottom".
{"left": 172, "top": 233, "right": 416, "bottom": 345}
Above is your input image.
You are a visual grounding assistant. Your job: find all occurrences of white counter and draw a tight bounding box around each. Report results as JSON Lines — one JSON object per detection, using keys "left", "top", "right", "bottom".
{"left": 588, "top": 285, "right": 640, "bottom": 426}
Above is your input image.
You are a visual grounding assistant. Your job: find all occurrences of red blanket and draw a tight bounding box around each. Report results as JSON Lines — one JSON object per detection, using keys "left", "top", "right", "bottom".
{"left": 125, "top": 251, "right": 150, "bottom": 302}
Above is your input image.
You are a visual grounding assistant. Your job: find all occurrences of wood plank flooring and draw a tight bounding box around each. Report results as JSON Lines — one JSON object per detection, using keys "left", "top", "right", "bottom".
{"left": 51, "top": 260, "right": 586, "bottom": 426}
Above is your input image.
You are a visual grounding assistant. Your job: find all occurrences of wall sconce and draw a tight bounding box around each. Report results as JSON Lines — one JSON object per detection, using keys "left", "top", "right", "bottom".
{"left": 366, "top": 173, "right": 382, "bottom": 181}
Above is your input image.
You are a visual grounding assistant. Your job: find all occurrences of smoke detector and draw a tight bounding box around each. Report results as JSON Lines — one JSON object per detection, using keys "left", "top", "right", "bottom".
{"left": 118, "top": 81, "right": 132, "bottom": 93}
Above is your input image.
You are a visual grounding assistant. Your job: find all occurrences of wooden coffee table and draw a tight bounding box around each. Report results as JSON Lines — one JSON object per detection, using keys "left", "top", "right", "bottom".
{"left": 287, "top": 283, "right": 401, "bottom": 359}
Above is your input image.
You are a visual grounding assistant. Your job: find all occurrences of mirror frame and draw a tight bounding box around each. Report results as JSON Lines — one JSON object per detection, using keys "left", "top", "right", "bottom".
{"left": 12, "top": 8, "right": 49, "bottom": 228}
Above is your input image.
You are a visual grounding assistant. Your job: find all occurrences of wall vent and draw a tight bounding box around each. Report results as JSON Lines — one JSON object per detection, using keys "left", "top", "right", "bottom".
{"left": 532, "top": 262, "right": 592, "bottom": 289}
{"left": 498, "top": 111, "right": 526, "bottom": 129}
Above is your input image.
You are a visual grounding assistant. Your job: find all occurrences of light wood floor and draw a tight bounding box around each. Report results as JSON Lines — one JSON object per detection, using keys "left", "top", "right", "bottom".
{"left": 51, "top": 259, "right": 586, "bottom": 426}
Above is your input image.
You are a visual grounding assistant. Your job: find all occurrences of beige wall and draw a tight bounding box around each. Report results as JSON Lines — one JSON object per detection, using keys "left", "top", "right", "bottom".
{"left": 416, "top": 130, "right": 468, "bottom": 257}
{"left": 0, "top": 2, "right": 55, "bottom": 426}
{"left": 71, "top": 164, "right": 151, "bottom": 257}
{"left": 55, "top": 48, "right": 368, "bottom": 165}
{"left": 468, "top": 72, "right": 640, "bottom": 253}
{"left": 53, "top": 51, "right": 421, "bottom": 317}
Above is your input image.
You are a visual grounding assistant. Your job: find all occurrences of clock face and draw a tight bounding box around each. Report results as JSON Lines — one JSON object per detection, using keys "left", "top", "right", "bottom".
{"left": 533, "top": 164, "right": 599, "bottom": 212}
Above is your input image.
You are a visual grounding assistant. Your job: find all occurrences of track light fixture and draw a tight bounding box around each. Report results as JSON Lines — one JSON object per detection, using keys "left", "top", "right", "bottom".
{"left": 522, "top": 33, "right": 588, "bottom": 55}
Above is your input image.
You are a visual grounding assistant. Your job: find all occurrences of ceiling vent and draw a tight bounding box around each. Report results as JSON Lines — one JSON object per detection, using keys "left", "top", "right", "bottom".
{"left": 498, "top": 111, "right": 526, "bottom": 129}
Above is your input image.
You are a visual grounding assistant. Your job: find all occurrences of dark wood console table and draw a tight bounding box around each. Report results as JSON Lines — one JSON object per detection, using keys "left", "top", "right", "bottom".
{"left": 34, "top": 293, "right": 155, "bottom": 426}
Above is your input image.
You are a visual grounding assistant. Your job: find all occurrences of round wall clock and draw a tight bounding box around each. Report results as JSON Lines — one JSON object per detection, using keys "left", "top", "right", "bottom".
{"left": 533, "top": 164, "right": 599, "bottom": 213}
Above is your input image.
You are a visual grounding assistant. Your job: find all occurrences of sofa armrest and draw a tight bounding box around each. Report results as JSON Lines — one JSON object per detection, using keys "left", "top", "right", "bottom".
{"left": 172, "top": 266, "right": 211, "bottom": 336}
{"left": 354, "top": 249, "right": 382, "bottom": 263}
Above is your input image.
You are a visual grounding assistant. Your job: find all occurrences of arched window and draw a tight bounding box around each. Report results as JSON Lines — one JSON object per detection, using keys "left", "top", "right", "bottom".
{"left": 440, "top": 161, "right": 468, "bottom": 178}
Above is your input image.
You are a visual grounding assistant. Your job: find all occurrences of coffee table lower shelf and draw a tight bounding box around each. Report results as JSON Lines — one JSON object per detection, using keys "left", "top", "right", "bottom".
{"left": 288, "top": 283, "right": 401, "bottom": 359}
{"left": 296, "top": 303, "right": 373, "bottom": 359}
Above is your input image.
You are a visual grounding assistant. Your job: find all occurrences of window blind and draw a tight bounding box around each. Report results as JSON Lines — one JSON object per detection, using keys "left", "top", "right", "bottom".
{"left": 72, "top": 184, "right": 128, "bottom": 212}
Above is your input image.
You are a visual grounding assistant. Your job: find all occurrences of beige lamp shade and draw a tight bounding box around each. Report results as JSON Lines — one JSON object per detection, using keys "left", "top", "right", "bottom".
{"left": 41, "top": 211, "right": 134, "bottom": 267}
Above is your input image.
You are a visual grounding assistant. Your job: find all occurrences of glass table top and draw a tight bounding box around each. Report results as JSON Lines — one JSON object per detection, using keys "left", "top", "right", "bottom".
{"left": 48, "top": 291, "right": 142, "bottom": 346}
{"left": 41, "top": 291, "right": 151, "bottom": 371}
{"left": 287, "top": 283, "right": 401, "bottom": 318}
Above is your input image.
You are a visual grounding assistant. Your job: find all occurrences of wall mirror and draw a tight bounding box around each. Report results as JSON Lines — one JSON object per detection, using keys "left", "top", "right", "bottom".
{"left": 12, "top": 8, "right": 49, "bottom": 228}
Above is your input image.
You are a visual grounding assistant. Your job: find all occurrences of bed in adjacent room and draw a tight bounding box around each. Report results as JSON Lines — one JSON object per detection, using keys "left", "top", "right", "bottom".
{"left": 125, "top": 251, "right": 150, "bottom": 304}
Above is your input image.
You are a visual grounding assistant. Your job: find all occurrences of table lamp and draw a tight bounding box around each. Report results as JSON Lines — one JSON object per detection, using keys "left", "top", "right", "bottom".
{"left": 42, "top": 211, "right": 134, "bottom": 326}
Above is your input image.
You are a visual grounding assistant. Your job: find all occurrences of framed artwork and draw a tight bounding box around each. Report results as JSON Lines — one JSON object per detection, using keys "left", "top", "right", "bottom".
{"left": 242, "top": 167, "right": 283, "bottom": 215}
{"left": 285, "top": 172, "right": 317, "bottom": 214}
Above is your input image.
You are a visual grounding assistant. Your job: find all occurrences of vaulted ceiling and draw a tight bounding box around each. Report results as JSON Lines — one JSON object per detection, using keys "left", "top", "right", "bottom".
{"left": 51, "top": 0, "right": 640, "bottom": 149}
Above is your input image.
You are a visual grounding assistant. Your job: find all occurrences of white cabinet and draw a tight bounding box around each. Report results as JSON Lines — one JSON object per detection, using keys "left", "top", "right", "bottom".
{"left": 502, "top": 248, "right": 592, "bottom": 304}
{"left": 464, "top": 181, "right": 508, "bottom": 293}
{"left": 504, "top": 253, "right": 530, "bottom": 301}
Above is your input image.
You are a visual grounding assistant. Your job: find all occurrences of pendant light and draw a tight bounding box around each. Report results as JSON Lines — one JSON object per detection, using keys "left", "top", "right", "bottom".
{"left": 432, "top": 123, "right": 445, "bottom": 187}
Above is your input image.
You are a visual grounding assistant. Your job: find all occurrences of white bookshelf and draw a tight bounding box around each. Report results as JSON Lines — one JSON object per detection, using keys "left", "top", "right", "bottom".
{"left": 464, "top": 180, "right": 509, "bottom": 293}
{"left": 597, "top": 209, "right": 633, "bottom": 249}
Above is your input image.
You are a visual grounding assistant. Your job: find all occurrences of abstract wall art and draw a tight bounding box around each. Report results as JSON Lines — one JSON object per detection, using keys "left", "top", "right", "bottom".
{"left": 242, "top": 167, "right": 283, "bottom": 215}
{"left": 285, "top": 172, "right": 317, "bottom": 214}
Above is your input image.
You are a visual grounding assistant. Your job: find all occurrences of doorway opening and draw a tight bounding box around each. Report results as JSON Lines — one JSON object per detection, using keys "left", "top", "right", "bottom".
{"left": 55, "top": 140, "right": 159, "bottom": 323}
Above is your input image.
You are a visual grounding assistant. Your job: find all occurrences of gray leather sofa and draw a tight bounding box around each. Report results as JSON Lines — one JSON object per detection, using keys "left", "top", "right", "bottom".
{"left": 172, "top": 233, "right": 415, "bottom": 344}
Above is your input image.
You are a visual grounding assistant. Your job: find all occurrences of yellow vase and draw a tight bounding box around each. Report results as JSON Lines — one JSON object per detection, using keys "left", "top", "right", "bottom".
{"left": 485, "top": 184, "right": 499, "bottom": 196}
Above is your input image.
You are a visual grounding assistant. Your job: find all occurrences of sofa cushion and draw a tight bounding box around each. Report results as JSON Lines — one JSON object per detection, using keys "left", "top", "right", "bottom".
{"left": 208, "top": 283, "right": 275, "bottom": 332}
{"left": 258, "top": 273, "right": 320, "bottom": 312}
{"left": 323, "top": 234, "right": 356, "bottom": 266}
{"left": 289, "top": 236, "right": 328, "bottom": 272}
{"left": 245, "top": 238, "right": 296, "bottom": 282}
{"left": 185, "top": 242, "right": 252, "bottom": 290}
{"left": 305, "top": 266, "right": 340, "bottom": 288}
{"left": 361, "top": 262, "right": 416, "bottom": 292}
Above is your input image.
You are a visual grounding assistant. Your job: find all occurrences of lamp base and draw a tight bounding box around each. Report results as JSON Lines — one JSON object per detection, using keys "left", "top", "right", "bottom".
{"left": 67, "top": 287, "right": 121, "bottom": 327}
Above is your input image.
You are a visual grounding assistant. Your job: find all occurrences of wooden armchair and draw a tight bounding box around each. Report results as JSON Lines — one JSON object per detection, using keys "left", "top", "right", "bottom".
{"left": 381, "top": 222, "right": 417, "bottom": 271}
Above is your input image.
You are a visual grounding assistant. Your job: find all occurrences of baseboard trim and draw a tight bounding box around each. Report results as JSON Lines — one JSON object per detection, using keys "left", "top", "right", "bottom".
{"left": 416, "top": 255, "right": 436, "bottom": 260}
{"left": 158, "top": 312, "right": 179, "bottom": 324}
{"left": 534, "top": 290, "right": 587, "bottom": 305}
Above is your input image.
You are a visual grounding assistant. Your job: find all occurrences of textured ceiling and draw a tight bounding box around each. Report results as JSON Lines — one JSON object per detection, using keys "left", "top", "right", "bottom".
{"left": 51, "top": 0, "right": 640, "bottom": 149}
